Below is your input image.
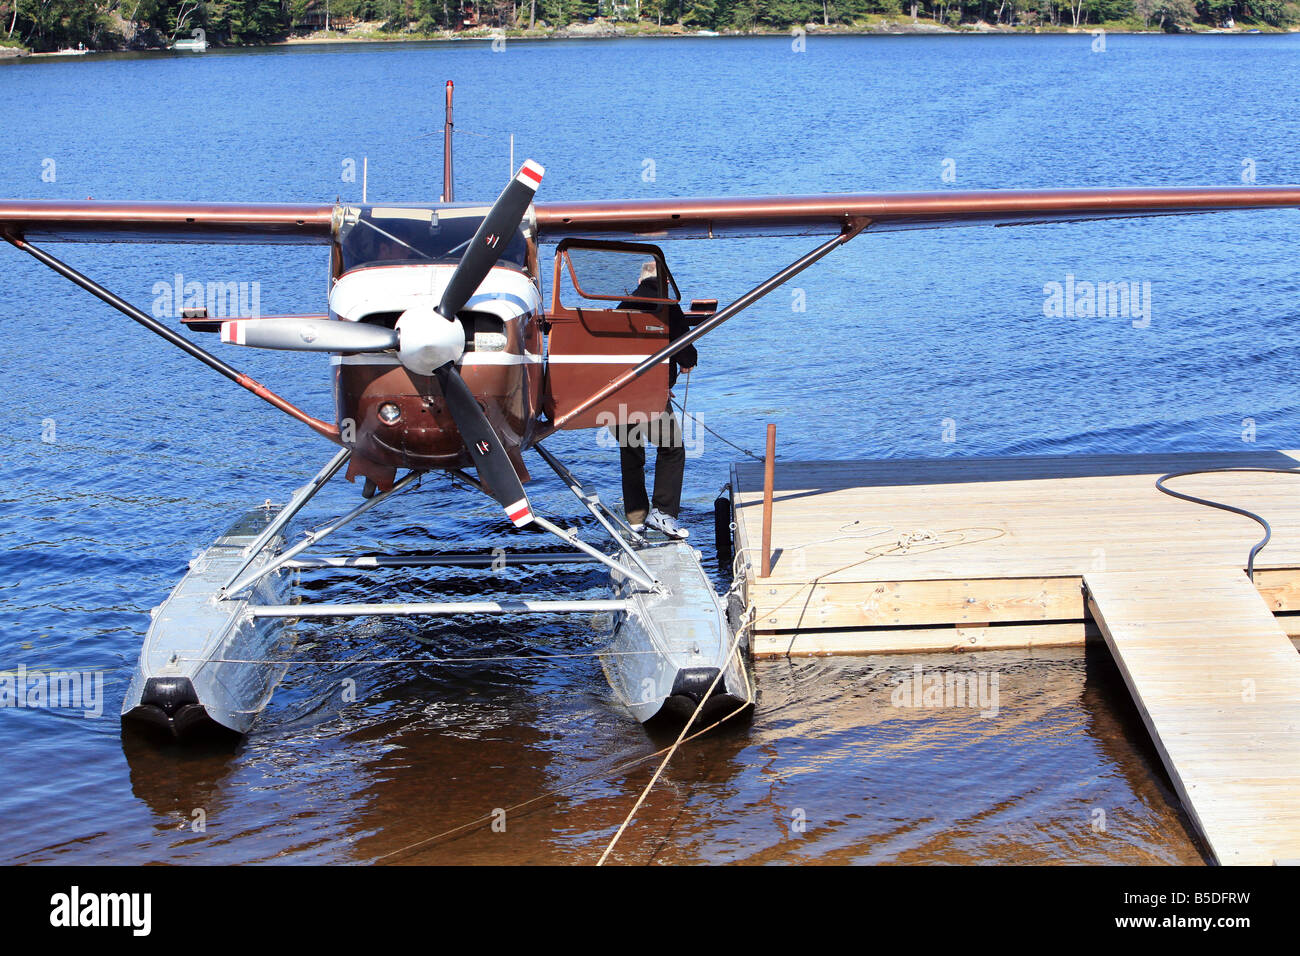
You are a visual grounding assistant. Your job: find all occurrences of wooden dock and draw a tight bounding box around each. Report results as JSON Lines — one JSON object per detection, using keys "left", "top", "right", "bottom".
{"left": 731, "top": 449, "right": 1300, "bottom": 657}
{"left": 730, "top": 447, "right": 1300, "bottom": 864}
{"left": 1084, "top": 568, "right": 1300, "bottom": 865}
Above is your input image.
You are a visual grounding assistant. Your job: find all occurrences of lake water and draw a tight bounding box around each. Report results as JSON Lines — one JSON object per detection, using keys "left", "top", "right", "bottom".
{"left": 1, "top": 34, "right": 1298, "bottom": 864}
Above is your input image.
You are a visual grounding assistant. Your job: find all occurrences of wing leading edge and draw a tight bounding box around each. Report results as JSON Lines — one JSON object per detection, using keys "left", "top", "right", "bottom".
{"left": 0, "top": 200, "right": 336, "bottom": 244}
{"left": 534, "top": 185, "right": 1300, "bottom": 242}
{"left": 2, "top": 186, "right": 1297, "bottom": 247}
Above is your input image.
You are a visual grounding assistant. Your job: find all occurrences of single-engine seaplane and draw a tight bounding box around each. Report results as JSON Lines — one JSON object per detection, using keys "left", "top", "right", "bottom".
{"left": 4, "top": 83, "right": 1299, "bottom": 740}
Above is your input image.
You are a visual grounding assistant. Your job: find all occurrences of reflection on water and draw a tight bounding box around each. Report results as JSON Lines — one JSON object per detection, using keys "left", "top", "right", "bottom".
{"left": 9, "top": 643, "right": 1202, "bottom": 865}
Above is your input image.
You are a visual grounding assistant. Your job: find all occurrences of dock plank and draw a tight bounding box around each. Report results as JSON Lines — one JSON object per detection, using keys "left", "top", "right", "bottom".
{"left": 1084, "top": 567, "right": 1300, "bottom": 866}
{"left": 731, "top": 449, "right": 1300, "bottom": 639}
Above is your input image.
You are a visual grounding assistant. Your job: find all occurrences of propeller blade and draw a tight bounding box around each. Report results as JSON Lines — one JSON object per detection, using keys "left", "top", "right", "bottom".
{"left": 220, "top": 318, "right": 398, "bottom": 353}
{"left": 434, "top": 363, "right": 533, "bottom": 527}
{"left": 438, "top": 160, "right": 544, "bottom": 320}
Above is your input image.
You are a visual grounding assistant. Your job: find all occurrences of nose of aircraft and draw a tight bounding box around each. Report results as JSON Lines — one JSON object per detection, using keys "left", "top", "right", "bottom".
{"left": 395, "top": 302, "right": 465, "bottom": 376}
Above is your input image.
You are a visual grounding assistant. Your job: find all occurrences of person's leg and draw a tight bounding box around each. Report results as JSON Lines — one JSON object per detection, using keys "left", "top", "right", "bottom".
{"left": 650, "top": 404, "right": 686, "bottom": 518}
{"left": 614, "top": 421, "right": 650, "bottom": 525}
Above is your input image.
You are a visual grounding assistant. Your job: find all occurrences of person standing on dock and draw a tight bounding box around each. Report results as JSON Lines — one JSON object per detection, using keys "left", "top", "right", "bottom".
{"left": 611, "top": 260, "right": 696, "bottom": 539}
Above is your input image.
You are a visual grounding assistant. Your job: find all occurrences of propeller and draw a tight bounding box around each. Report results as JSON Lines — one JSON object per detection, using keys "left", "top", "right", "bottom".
{"left": 220, "top": 317, "right": 398, "bottom": 352}
{"left": 435, "top": 363, "right": 532, "bottom": 527}
{"left": 218, "top": 159, "right": 546, "bottom": 527}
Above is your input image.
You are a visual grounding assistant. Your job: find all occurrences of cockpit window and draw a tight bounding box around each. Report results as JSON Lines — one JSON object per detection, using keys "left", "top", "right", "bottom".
{"left": 337, "top": 205, "right": 529, "bottom": 272}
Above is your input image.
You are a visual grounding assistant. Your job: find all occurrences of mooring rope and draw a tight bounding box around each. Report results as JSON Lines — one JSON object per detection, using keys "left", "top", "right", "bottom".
{"left": 775, "top": 519, "right": 896, "bottom": 555}
{"left": 669, "top": 396, "right": 765, "bottom": 463}
{"left": 371, "top": 618, "right": 755, "bottom": 865}
{"left": 596, "top": 608, "right": 755, "bottom": 866}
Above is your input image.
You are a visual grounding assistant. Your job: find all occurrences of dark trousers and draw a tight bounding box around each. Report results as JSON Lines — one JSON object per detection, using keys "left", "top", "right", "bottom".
{"left": 612, "top": 404, "right": 685, "bottom": 524}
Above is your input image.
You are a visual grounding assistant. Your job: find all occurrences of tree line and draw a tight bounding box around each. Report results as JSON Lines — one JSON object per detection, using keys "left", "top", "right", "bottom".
{"left": 2, "top": 0, "right": 1294, "bottom": 51}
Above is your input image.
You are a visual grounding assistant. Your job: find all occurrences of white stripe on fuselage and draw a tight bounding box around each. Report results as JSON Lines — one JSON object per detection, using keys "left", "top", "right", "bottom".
{"left": 330, "top": 352, "right": 542, "bottom": 366}
{"left": 329, "top": 353, "right": 664, "bottom": 367}
{"left": 544, "top": 355, "right": 661, "bottom": 364}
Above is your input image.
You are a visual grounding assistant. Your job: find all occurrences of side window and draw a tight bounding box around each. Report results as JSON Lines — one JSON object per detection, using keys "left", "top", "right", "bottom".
{"left": 556, "top": 245, "right": 679, "bottom": 310}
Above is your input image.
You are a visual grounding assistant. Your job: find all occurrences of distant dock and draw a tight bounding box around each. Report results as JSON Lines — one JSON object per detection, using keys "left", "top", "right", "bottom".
{"left": 731, "top": 448, "right": 1300, "bottom": 864}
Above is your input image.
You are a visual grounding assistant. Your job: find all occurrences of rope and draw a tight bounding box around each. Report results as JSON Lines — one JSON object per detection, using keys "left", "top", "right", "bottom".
{"left": 669, "top": 397, "right": 765, "bottom": 463}
{"left": 371, "top": 618, "right": 754, "bottom": 865}
{"left": 777, "top": 519, "right": 895, "bottom": 555}
{"left": 596, "top": 612, "right": 754, "bottom": 865}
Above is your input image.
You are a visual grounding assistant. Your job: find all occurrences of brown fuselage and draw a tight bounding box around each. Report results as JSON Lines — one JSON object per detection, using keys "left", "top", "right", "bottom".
{"left": 333, "top": 319, "right": 542, "bottom": 488}
{"left": 327, "top": 237, "right": 676, "bottom": 492}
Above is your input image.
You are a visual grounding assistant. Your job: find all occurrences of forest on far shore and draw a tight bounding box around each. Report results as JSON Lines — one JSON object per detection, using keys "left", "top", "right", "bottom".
{"left": 2, "top": 0, "right": 1295, "bottom": 53}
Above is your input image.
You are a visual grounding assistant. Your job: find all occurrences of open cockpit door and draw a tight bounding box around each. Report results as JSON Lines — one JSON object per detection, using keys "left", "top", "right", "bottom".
{"left": 542, "top": 239, "right": 677, "bottom": 431}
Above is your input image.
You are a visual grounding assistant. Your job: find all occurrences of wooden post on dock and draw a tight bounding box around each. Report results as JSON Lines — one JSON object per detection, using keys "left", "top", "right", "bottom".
{"left": 760, "top": 424, "right": 775, "bottom": 578}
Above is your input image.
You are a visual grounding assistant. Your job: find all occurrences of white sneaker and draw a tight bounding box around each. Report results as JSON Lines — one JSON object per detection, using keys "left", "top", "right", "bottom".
{"left": 646, "top": 509, "right": 689, "bottom": 539}
{"left": 628, "top": 520, "right": 646, "bottom": 533}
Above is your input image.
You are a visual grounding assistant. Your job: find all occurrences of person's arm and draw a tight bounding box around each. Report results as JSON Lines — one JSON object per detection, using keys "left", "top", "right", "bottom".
{"left": 668, "top": 305, "right": 697, "bottom": 370}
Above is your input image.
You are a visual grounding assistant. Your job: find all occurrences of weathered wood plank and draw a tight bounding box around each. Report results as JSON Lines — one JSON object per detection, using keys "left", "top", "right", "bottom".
{"left": 1084, "top": 567, "right": 1300, "bottom": 866}
{"left": 748, "top": 576, "right": 1083, "bottom": 630}
{"left": 732, "top": 449, "right": 1300, "bottom": 637}
{"left": 753, "top": 621, "right": 1100, "bottom": 657}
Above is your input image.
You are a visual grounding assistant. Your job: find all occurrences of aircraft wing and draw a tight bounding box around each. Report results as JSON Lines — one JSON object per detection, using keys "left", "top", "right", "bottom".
{"left": 3, "top": 186, "right": 1297, "bottom": 247}
{"left": 533, "top": 185, "right": 1300, "bottom": 242}
{"left": 0, "top": 199, "right": 335, "bottom": 244}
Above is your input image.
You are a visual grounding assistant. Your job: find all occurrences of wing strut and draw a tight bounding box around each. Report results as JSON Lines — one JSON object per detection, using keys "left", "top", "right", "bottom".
{"left": 4, "top": 234, "right": 340, "bottom": 442}
{"left": 539, "top": 220, "right": 868, "bottom": 437}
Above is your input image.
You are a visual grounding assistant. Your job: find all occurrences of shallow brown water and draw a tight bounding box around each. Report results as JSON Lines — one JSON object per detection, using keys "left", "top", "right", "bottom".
{"left": 8, "top": 643, "right": 1205, "bottom": 865}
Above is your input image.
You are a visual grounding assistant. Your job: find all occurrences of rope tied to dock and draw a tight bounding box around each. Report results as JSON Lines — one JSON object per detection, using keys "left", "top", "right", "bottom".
{"left": 669, "top": 395, "right": 766, "bottom": 463}
{"left": 596, "top": 606, "right": 755, "bottom": 866}
{"left": 895, "top": 529, "right": 939, "bottom": 551}
{"left": 371, "top": 613, "right": 756, "bottom": 866}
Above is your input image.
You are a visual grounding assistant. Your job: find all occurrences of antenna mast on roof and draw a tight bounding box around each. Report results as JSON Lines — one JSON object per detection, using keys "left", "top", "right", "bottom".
{"left": 442, "top": 81, "right": 454, "bottom": 203}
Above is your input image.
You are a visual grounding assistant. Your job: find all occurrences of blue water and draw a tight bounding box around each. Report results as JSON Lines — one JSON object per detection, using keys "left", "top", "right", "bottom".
{"left": 0, "top": 34, "right": 1296, "bottom": 864}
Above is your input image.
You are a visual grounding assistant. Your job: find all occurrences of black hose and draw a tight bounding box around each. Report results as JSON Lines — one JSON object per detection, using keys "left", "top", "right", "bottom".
{"left": 1154, "top": 467, "right": 1300, "bottom": 582}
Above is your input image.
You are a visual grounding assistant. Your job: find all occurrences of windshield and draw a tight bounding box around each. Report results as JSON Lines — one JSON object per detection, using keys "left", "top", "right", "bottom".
{"left": 337, "top": 204, "right": 529, "bottom": 272}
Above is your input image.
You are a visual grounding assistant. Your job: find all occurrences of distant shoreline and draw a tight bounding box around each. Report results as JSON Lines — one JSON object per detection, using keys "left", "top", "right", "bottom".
{"left": 275, "top": 19, "right": 1295, "bottom": 44}
{"left": 3, "top": 19, "right": 1294, "bottom": 58}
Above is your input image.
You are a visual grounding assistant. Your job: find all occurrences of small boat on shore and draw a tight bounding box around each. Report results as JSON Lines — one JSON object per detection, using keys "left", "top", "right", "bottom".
{"left": 171, "top": 38, "right": 208, "bottom": 52}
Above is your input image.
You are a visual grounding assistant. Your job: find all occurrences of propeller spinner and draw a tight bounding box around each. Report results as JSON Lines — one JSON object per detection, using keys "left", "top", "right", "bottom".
{"left": 218, "top": 159, "right": 545, "bottom": 527}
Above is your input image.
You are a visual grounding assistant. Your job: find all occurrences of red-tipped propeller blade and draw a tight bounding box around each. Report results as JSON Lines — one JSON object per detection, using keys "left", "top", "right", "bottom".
{"left": 438, "top": 160, "right": 543, "bottom": 321}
